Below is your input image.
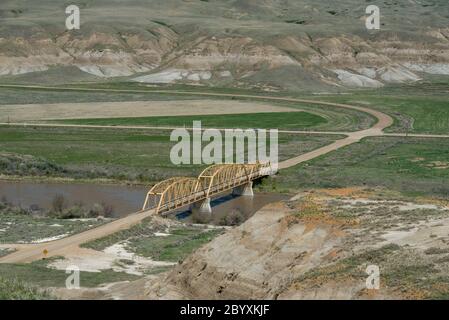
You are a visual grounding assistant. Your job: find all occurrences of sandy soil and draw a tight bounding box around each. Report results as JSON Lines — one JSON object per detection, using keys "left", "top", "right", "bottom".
{"left": 48, "top": 243, "right": 175, "bottom": 276}
{"left": 0, "top": 100, "right": 298, "bottom": 122}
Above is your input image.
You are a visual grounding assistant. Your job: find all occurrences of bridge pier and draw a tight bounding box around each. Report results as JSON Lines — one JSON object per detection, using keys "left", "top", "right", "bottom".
{"left": 233, "top": 182, "right": 254, "bottom": 197}
{"left": 191, "top": 198, "right": 212, "bottom": 215}
{"left": 190, "top": 198, "right": 212, "bottom": 223}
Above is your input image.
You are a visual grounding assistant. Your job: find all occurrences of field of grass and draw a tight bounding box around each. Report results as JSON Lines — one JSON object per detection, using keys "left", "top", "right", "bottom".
{"left": 296, "top": 243, "right": 449, "bottom": 300}
{"left": 309, "top": 89, "right": 449, "bottom": 135}
{"left": 55, "top": 112, "right": 327, "bottom": 130}
{"left": 1, "top": 0, "right": 446, "bottom": 41}
{"left": 83, "top": 218, "right": 224, "bottom": 262}
{"left": 0, "top": 126, "right": 341, "bottom": 182}
{"left": 0, "top": 87, "right": 187, "bottom": 105}
{"left": 0, "top": 85, "right": 375, "bottom": 132}
{"left": 129, "top": 227, "right": 223, "bottom": 262}
{"left": 0, "top": 258, "right": 138, "bottom": 289}
{"left": 6, "top": 81, "right": 446, "bottom": 135}
{"left": 0, "top": 276, "right": 52, "bottom": 300}
{"left": 0, "top": 214, "right": 106, "bottom": 244}
{"left": 275, "top": 136, "right": 449, "bottom": 197}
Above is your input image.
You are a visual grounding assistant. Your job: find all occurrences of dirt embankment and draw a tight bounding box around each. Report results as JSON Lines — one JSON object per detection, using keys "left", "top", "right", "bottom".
{"left": 143, "top": 190, "right": 449, "bottom": 300}
{"left": 144, "top": 200, "right": 348, "bottom": 299}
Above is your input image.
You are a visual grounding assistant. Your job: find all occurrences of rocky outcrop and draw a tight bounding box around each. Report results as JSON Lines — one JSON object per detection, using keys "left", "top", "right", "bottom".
{"left": 0, "top": 26, "right": 178, "bottom": 78}
{"left": 145, "top": 202, "right": 345, "bottom": 299}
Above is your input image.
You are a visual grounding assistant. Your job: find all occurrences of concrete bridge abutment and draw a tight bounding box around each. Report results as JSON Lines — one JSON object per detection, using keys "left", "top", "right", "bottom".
{"left": 190, "top": 198, "right": 212, "bottom": 222}
{"left": 191, "top": 197, "right": 212, "bottom": 214}
{"left": 232, "top": 181, "right": 254, "bottom": 197}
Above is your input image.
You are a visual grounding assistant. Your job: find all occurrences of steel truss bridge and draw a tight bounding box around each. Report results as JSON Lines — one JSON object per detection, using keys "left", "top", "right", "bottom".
{"left": 142, "top": 162, "right": 275, "bottom": 215}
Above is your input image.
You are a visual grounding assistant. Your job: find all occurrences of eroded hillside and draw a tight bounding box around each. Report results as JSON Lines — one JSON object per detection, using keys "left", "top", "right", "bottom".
{"left": 144, "top": 189, "right": 449, "bottom": 300}
{"left": 1, "top": 0, "right": 449, "bottom": 90}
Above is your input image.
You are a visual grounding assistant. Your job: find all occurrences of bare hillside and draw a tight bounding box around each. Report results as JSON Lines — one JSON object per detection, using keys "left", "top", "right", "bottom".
{"left": 144, "top": 190, "right": 449, "bottom": 300}
{"left": 0, "top": 0, "right": 449, "bottom": 90}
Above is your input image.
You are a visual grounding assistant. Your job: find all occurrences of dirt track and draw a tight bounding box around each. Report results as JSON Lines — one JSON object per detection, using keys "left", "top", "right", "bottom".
{"left": 0, "top": 210, "right": 155, "bottom": 263}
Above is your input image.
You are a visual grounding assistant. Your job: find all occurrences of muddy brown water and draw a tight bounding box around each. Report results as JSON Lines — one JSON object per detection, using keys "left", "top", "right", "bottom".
{"left": 0, "top": 180, "right": 287, "bottom": 220}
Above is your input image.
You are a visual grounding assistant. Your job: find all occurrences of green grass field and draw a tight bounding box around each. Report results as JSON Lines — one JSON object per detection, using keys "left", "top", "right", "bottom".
{"left": 9, "top": 81, "right": 444, "bottom": 135}
{"left": 0, "top": 214, "right": 105, "bottom": 244}
{"left": 82, "top": 218, "right": 224, "bottom": 262}
{"left": 0, "top": 85, "right": 375, "bottom": 132}
{"left": 0, "top": 259, "right": 138, "bottom": 289}
{"left": 0, "top": 277, "right": 52, "bottom": 300}
{"left": 275, "top": 136, "right": 449, "bottom": 197}
{"left": 0, "top": 125, "right": 341, "bottom": 183}
{"left": 308, "top": 91, "right": 449, "bottom": 135}
{"left": 54, "top": 112, "right": 327, "bottom": 130}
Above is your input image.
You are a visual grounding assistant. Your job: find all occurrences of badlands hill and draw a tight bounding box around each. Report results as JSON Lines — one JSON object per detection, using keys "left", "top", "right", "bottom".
{"left": 0, "top": 0, "right": 449, "bottom": 91}
{"left": 144, "top": 191, "right": 449, "bottom": 300}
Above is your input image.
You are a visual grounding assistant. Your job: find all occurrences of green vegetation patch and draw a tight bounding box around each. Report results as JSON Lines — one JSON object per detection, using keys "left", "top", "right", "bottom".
{"left": 296, "top": 244, "right": 449, "bottom": 299}
{"left": 0, "top": 214, "right": 104, "bottom": 243}
{"left": 54, "top": 112, "right": 327, "bottom": 130}
{"left": 311, "top": 92, "right": 449, "bottom": 135}
{"left": 0, "top": 276, "right": 52, "bottom": 300}
{"left": 130, "top": 227, "right": 223, "bottom": 262}
{"left": 83, "top": 218, "right": 224, "bottom": 262}
{"left": 0, "top": 126, "right": 340, "bottom": 182}
{"left": 277, "top": 136, "right": 449, "bottom": 197}
{"left": 0, "top": 258, "right": 138, "bottom": 289}
{"left": 0, "top": 85, "right": 376, "bottom": 132}
{"left": 0, "top": 212, "right": 105, "bottom": 244}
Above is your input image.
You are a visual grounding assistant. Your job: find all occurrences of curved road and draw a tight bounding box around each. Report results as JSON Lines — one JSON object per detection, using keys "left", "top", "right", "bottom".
{"left": 0, "top": 86, "right": 398, "bottom": 263}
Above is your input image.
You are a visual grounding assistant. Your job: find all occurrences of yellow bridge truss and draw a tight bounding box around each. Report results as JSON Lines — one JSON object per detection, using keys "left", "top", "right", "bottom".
{"left": 142, "top": 162, "right": 273, "bottom": 215}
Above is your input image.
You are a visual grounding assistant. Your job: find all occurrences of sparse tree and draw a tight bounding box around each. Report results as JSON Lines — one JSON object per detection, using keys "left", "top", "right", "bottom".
{"left": 51, "top": 194, "right": 67, "bottom": 213}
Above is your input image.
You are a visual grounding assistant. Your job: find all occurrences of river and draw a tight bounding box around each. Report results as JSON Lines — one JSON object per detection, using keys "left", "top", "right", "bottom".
{"left": 0, "top": 180, "right": 287, "bottom": 222}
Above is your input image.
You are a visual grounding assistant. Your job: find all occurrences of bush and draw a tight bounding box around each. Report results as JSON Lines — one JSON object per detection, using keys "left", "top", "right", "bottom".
{"left": 0, "top": 152, "right": 66, "bottom": 177}
{"left": 218, "top": 210, "right": 245, "bottom": 226}
{"left": 51, "top": 194, "right": 67, "bottom": 213}
{"left": 0, "top": 200, "right": 29, "bottom": 216}
{"left": 0, "top": 277, "right": 52, "bottom": 300}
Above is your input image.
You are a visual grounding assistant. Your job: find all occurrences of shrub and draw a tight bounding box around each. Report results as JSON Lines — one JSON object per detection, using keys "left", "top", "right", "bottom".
{"left": 51, "top": 194, "right": 67, "bottom": 213}
{"left": 218, "top": 210, "right": 245, "bottom": 226}
{"left": 0, "top": 277, "right": 52, "bottom": 300}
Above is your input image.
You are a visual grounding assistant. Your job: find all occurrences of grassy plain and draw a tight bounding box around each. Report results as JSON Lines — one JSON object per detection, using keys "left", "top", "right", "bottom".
{"left": 82, "top": 218, "right": 224, "bottom": 262}
{"left": 55, "top": 112, "right": 326, "bottom": 130}
{"left": 0, "top": 258, "right": 138, "bottom": 288}
{"left": 304, "top": 79, "right": 449, "bottom": 135}
{"left": 0, "top": 125, "right": 342, "bottom": 183}
{"left": 0, "top": 85, "right": 375, "bottom": 132}
{"left": 0, "top": 276, "right": 52, "bottom": 300}
{"left": 274, "top": 136, "right": 449, "bottom": 197}
{"left": 0, "top": 214, "right": 105, "bottom": 244}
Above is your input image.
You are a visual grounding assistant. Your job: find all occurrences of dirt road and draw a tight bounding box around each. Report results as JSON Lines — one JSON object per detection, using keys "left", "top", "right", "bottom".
{"left": 0, "top": 209, "right": 155, "bottom": 263}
